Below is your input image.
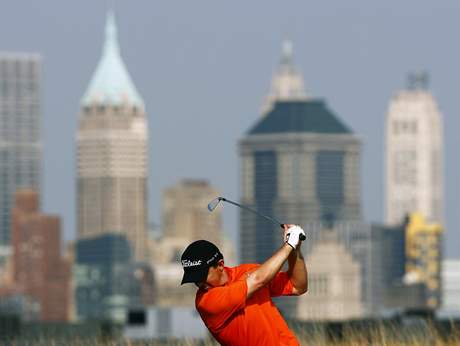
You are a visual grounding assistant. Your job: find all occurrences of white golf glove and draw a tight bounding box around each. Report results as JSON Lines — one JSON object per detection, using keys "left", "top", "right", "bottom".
{"left": 285, "top": 226, "right": 306, "bottom": 249}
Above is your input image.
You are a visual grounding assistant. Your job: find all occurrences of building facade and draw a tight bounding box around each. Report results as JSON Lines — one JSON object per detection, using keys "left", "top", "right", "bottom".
{"left": 296, "top": 231, "right": 363, "bottom": 321}
{"left": 366, "top": 223, "right": 406, "bottom": 315}
{"left": 240, "top": 43, "right": 361, "bottom": 266}
{"left": 0, "top": 53, "right": 41, "bottom": 245}
{"left": 74, "top": 233, "right": 155, "bottom": 322}
{"left": 405, "top": 212, "right": 442, "bottom": 309}
{"left": 152, "top": 179, "right": 237, "bottom": 307}
{"left": 239, "top": 44, "right": 362, "bottom": 319}
{"left": 385, "top": 72, "right": 444, "bottom": 225}
{"left": 304, "top": 221, "right": 404, "bottom": 317}
{"left": 239, "top": 100, "right": 361, "bottom": 264}
{"left": 77, "top": 12, "right": 148, "bottom": 261}
{"left": 440, "top": 260, "right": 460, "bottom": 317}
{"left": 124, "top": 307, "right": 208, "bottom": 340}
{"left": 162, "top": 179, "right": 222, "bottom": 247}
{"left": 11, "top": 189, "right": 70, "bottom": 321}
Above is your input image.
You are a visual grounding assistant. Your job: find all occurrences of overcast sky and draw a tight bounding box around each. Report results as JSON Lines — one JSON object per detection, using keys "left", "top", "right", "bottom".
{"left": 1, "top": 1, "right": 459, "bottom": 258}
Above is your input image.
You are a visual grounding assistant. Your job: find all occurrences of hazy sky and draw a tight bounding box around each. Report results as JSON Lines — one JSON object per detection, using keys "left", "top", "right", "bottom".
{"left": 1, "top": 1, "right": 459, "bottom": 258}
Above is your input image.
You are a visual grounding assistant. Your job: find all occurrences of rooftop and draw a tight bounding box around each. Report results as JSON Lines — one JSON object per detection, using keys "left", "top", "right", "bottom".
{"left": 249, "top": 100, "right": 352, "bottom": 135}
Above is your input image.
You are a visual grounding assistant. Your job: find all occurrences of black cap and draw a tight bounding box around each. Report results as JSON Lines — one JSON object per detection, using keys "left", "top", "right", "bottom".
{"left": 180, "top": 240, "right": 223, "bottom": 285}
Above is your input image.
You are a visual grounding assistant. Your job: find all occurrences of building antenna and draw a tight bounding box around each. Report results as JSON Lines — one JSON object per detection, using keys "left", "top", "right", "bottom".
{"left": 408, "top": 71, "right": 429, "bottom": 90}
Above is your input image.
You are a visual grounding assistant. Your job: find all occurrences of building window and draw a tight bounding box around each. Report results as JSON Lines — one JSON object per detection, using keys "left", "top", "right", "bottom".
{"left": 393, "top": 150, "right": 417, "bottom": 185}
{"left": 316, "top": 151, "right": 344, "bottom": 224}
{"left": 253, "top": 150, "right": 277, "bottom": 262}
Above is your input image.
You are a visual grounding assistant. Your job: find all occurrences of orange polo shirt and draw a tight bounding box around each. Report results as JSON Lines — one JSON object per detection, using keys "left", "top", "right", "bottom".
{"left": 195, "top": 264, "right": 299, "bottom": 346}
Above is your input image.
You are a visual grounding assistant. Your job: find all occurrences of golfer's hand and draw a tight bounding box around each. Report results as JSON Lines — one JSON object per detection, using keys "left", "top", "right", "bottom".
{"left": 284, "top": 225, "right": 306, "bottom": 249}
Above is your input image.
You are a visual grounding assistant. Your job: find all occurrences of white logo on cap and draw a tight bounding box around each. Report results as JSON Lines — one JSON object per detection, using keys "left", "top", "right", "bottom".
{"left": 182, "top": 259, "right": 202, "bottom": 268}
{"left": 206, "top": 251, "right": 220, "bottom": 264}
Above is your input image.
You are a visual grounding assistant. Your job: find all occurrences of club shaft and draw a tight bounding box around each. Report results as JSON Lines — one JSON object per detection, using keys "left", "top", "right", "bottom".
{"left": 221, "top": 198, "right": 283, "bottom": 229}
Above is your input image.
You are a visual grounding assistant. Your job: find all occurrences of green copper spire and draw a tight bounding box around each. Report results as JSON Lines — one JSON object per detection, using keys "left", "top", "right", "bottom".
{"left": 81, "top": 11, "right": 144, "bottom": 108}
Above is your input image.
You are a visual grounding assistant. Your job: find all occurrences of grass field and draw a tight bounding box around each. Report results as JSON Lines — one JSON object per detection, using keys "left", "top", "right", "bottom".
{"left": 4, "top": 326, "right": 460, "bottom": 346}
{"left": 3, "top": 318, "right": 460, "bottom": 345}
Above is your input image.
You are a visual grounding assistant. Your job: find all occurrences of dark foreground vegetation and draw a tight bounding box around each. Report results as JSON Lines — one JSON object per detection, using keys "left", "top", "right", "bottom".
{"left": 1, "top": 314, "right": 460, "bottom": 345}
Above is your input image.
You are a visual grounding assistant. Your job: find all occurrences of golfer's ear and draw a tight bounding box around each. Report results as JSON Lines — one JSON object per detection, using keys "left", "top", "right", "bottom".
{"left": 217, "top": 259, "right": 225, "bottom": 269}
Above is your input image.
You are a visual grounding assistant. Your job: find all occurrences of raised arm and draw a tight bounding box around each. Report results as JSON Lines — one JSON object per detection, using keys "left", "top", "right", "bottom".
{"left": 246, "top": 244, "right": 292, "bottom": 298}
{"left": 286, "top": 242, "right": 308, "bottom": 295}
{"left": 245, "top": 226, "right": 305, "bottom": 298}
{"left": 284, "top": 224, "right": 308, "bottom": 295}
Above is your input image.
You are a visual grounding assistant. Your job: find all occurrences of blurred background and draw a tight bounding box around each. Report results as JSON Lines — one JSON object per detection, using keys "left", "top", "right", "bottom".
{"left": 0, "top": 1, "right": 459, "bottom": 344}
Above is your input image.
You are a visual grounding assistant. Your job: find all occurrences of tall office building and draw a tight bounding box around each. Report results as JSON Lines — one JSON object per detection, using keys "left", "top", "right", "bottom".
{"left": 239, "top": 43, "right": 361, "bottom": 264}
{"left": 162, "top": 179, "right": 222, "bottom": 247}
{"left": 385, "top": 72, "right": 443, "bottom": 225}
{"left": 0, "top": 54, "right": 41, "bottom": 245}
{"left": 77, "top": 12, "right": 148, "bottom": 260}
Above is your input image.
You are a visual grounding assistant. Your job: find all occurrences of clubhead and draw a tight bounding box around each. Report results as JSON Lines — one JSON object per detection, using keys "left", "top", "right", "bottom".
{"left": 207, "top": 197, "right": 222, "bottom": 212}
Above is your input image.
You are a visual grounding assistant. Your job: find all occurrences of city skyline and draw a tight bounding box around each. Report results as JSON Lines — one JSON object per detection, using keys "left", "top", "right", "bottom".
{"left": 0, "top": 2, "right": 458, "bottom": 258}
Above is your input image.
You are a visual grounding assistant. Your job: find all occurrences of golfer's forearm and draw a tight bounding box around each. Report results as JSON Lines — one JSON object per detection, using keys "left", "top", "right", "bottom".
{"left": 287, "top": 249, "right": 308, "bottom": 294}
{"left": 249, "top": 243, "right": 292, "bottom": 289}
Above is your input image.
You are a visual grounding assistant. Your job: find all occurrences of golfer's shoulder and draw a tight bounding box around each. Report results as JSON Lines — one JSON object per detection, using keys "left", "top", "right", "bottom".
{"left": 195, "top": 287, "right": 217, "bottom": 311}
{"left": 231, "top": 263, "right": 260, "bottom": 278}
{"left": 196, "top": 284, "right": 230, "bottom": 303}
{"left": 196, "top": 285, "right": 239, "bottom": 314}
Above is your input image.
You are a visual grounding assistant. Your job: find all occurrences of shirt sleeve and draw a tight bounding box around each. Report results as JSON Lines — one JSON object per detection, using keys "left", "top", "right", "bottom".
{"left": 268, "top": 271, "right": 294, "bottom": 297}
{"left": 197, "top": 279, "right": 248, "bottom": 330}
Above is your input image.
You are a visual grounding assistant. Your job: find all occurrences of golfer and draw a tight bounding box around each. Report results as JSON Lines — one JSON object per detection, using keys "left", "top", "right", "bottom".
{"left": 180, "top": 224, "right": 308, "bottom": 345}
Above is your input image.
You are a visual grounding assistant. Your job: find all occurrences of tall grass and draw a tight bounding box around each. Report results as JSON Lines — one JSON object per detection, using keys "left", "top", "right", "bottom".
{"left": 4, "top": 322, "right": 460, "bottom": 345}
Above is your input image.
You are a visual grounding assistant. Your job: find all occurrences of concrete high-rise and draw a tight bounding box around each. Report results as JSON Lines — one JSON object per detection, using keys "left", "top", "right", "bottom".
{"left": 162, "top": 179, "right": 222, "bottom": 247}
{"left": 239, "top": 43, "right": 361, "bottom": 265}
{"left": 77, "top": 12, "right": 148, "bottom": 260}
{"left": 0, "top": 54, "right": 41, "bottom": 245}
{"left": 296, "top": 231, "right": 363, "bottom": 321}
{"left": 385, "top": 72, "right": 444, "bottom": 225}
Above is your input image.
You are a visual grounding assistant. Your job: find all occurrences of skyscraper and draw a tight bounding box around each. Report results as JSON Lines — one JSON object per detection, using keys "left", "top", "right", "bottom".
{"left": 77, "top": 12, "right": 148, "bottom": 261}
{"left": 385, "top": 72, "right": 444, "bottom": 225}
{"left": 0, "top": 53, "right": 41, "bottom": 245}
{"left": 239, "top": 43, "right": 361, "bottom": 264}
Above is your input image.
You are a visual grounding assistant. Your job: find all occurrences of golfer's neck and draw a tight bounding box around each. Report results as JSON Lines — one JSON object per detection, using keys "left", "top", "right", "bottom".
{"left": 220, "top": 269, "right": 229, "bottom": 286}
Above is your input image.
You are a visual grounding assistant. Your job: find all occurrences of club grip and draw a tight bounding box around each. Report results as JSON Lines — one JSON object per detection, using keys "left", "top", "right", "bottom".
{"left": 280, "top": 224, "right": 306, "bottom": 241}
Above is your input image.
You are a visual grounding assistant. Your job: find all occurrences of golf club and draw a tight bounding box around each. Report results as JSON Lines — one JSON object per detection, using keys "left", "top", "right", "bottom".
{"left": 207, "top": 196, "right": 306, "bottom": 241}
